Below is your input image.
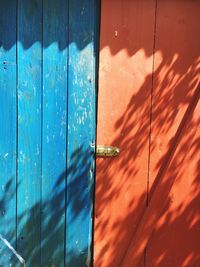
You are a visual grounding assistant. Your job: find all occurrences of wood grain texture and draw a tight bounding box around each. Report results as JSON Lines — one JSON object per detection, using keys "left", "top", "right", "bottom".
{"left": 17, "top": 0, "right": 42, "bottom": 265}
{"left": 66, "top": 0, "right": 97, "bottom": 266}
{"left": 42, "top": 0, "right": 68, "bottom": 266}
{"left": 0, "top": 1, "right": 17, "bottom": 265}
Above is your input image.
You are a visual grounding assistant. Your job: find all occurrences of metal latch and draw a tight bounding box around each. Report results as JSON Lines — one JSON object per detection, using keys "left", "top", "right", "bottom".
{"left": 95, "top": 145, "right": 120, "bottom": 157}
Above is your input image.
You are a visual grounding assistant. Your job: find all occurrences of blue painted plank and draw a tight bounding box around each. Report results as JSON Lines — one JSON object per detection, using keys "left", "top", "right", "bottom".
{"left": 17, "top": 0, "right": 42, "bottom": 265}
{"left": 66, "top": 1, "right": 97, "bottom": 266}
{"left": 42, "top": 1, "right": 68, "bottom": 266}
{"left": 0, "top": 1, "right": 17, "bottom": 265}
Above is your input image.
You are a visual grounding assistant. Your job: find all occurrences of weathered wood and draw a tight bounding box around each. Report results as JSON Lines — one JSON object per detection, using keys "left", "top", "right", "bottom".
{"left": 17, "top": 0, "right": 42, "bottom": 265}
{"left": 66, "top": 0, "right": 97, "bottom": 266}
{"left": 42, "top": 0, "right": 68, "bottom": 266}
{"left": 0, "top": 1, "right": 17, "bottom": 265}
{"left": 0, "top": 1, "right": 98, "bottom": 266}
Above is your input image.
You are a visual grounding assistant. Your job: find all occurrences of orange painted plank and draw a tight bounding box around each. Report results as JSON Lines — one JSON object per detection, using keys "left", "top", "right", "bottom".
{"left": 94, "top": 1, "right": 156, "bottom": 266}
{"left": 121, "top": 1, "right": 200, "bottom": 267}
{"left": 147, "top": 2, "right": 200, "bottom": 267}
{"left": 121, "top": 85, "right": 200, "bottom": 267}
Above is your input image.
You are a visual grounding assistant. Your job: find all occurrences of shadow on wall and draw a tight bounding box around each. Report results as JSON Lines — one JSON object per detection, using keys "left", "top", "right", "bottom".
{"left": 0, "top": 145, "right": 93, "bottom": 266}
{"left": 95, "top": 1, "right": 200, "bottom": 267}
{"left": 95, "top": 81, "right": 200, "bottom": 266}
{"left": 0, "top": 0, "right": 200, "bottom": 267}
{"left": 0, "top": 0, "right": 95, "bottom": 52}
{"left": 0, "top": 0, "right": 97, "bottom": 266}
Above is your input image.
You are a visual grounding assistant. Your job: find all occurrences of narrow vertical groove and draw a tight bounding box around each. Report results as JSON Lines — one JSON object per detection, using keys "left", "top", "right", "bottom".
{"left": 40, "top": 1, "right": 44, "bottom": 266}
{"left": 145, "top": 1, "right": 158, "bottom": 266}
{"left": 144, "top": 247, "right": 147, "bottom": 267}
{"left": 16, "top": 0, "right": 18, "bottom": 250}
{"left": 64, "top": 1, "right": 70, "bottom": 265}
{"left": 91, "top": 0, "right": 101, "bottom": 266}
{"left": 146, "top": 0, "right": 158, "bottom": 208}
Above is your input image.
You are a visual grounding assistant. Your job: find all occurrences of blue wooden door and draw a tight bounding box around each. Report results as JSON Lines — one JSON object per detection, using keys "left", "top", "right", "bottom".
{"left": 0, "top": 1, "right": 98, "bottom": 266}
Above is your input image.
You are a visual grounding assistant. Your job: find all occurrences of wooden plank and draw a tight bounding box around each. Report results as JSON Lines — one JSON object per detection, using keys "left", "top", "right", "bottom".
{"left": 94, "top": 1, "right": 155, "bottom": 266}
{"left": 0, "top": 1, "right": 17, "bottom": 264}
{"left": 41, "top": 1, "right": 68, "bottom": 266}
{"left": 17, "top": 1, "right": 42, "bottom": 265}
{"left": 121, "top": 85, "right": 200, "bottom": 267}
{"left": 66, "top": 0, "right": 97, "bottom": 265}
{"left": 146, "top": 2, "right": 200, "bottom": 266}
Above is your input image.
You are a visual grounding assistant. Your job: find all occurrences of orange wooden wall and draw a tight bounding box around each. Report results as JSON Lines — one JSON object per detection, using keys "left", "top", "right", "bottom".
{"left": 94, "top": 1, "right": 200, "bottom": 267}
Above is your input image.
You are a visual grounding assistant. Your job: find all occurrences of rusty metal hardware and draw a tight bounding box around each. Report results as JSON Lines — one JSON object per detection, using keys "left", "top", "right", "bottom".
{"left": 95, "top": 145, "right": 120, "bottom": 157}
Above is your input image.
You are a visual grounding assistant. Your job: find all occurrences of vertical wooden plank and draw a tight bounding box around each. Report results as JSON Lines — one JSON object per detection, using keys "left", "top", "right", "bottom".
{"left": 121, "top": 85, "right": 200, "bottom": 267}
{"left": 0, "top": 0, "right": 17, "bottom": 264}
{"left": 66, "top": 0, "right": 97, "bottom": 266}
{"left": 42, "top": 1, "right": 68, "bottom": 266}
{"left": 146, "top": 2, "right": 200, "bottom": 267}
{"left": 17, "top": 0, "right": 42, "bottom": 265}
{"left": 94, "top": 1, "right": 155, "bottom": 266}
